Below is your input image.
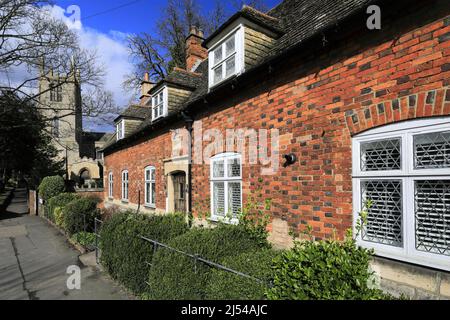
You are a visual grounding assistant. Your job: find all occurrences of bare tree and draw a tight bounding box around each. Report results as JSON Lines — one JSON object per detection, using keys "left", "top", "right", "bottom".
{"left": 124, "top": 0, "right": 270, "bottom": 91}
{"left": 0, "top": 0, "right": 116, "bottom": 124}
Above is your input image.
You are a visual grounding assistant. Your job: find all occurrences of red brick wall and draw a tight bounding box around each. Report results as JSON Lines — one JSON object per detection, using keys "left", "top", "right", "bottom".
{"left": 190, "top": 8, "right": 450, "bottom": 240}
{"left": 104, "top": 131, "right": 176, "bottom": 209}
{"left": 104, "top": 3, "right": 450, "bottom": 241}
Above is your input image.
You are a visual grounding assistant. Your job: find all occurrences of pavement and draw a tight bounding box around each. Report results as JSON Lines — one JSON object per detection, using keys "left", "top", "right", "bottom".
{"left": 0, "top": 188, "right": 133, "bottom": 300}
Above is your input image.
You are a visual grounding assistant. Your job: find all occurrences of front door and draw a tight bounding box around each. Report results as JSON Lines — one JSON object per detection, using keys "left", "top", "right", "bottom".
{"left": 173, "top": 172, "right": 186, "bottom": 213}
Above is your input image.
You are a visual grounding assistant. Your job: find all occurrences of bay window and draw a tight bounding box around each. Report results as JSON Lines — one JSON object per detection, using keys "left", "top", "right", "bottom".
{"left": 352, "top": 118, "right": 450, "bottom": 271}
{"left": 210, "top": 153, "right": 242, "bottom": 223}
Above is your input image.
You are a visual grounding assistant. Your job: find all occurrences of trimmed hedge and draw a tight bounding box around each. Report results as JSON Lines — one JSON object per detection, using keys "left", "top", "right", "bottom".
{"left": 38, "top": 176, "right": 65, "bottom": 201}
{"left": 62, "top": 197, "right": 100, "bottom": 235}
{"left": 100, "top": 212, "right": 188, "bottom": 295}
{"left": 147, "top": 224, "right": 270, "bottom": 300}
{"left": 266, "top": 239, "right": 388, "bottom": 300}
{"left": 71, "top": 232, "right": 96, "bottom": 249}
{"left": 205, "top": 249, "right": 279, "bottom": 300}
{"left": 47, "top": 192, "right": 80, "bottom": 222}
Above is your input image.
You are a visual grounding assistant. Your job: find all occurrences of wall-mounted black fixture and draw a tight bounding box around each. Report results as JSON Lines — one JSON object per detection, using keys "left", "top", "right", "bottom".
{"left": 283, "top": 153, "right": 297, "bottom": 167}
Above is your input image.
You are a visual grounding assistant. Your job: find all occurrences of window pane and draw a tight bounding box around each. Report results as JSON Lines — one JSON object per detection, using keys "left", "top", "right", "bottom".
{"left": 361, "top": 138, "right": 401, "bottom": 171}
{"left": 361, "top": 180, "right": 403, "bottom": 247}
{"left": 227, "top": 157, "right": 240, "bottom": 177}
{"left": 146, "top": 170, "right": 150, "bottom": 181}
{"left": 151, "top": 169, "right": 155, "bottom": 181}
{"left": 146, "top": 182, "right": 150, "bottom": 203}
{"left": 414, "top": 131, "right": 450, "bottom": 169}
{"left": 225, "top": 57, "right": 235, "bottom": 78}
{"left": 415, "top": 180, "right": 450, "bottom": 256}
{"left": 159, "top": 104, "right": 163, "bottom": 116}
{"left": 225, "top": 36, "right": 235, "bottom": 56}
{"left": 213, "top": 182, "right": 225, "bottom": 216}
{"left": 228, "top": 182, "right": 241, "bottom": 217}
{"left": 213, "top": 66, "right": 222, "bottom": 84}
{"left": 213, "top": 160, "right": 225, "bottom": 178}
{"left": 151, "top": 182, "right": 156, "bottom": 204}
{"left": 214, "top": 47, "right": 222, "bottom": 64}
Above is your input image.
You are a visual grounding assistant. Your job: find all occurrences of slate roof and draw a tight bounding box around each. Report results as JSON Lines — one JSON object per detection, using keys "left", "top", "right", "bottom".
{"left": 267, "top": 0, "right": 372, "bottom": 55}
{"left": 150, "top": 68, "right": 203, "bottom": 94}
{"left": 203, "top": 5, "right": 285, "bottom": 46}
{"left": 114, "top": 105, "right": 152, "bottom": 122}
{"left": 104, "top": 0, "right": 376, "bottom": 153}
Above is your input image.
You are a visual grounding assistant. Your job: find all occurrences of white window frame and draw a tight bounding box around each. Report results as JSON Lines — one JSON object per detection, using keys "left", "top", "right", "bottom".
{"left": 208, "top": 25, "right": 245, "bottom": 89}
{"left": 144, "top": 166, "right": 156, "bottom": 207}
{"left": 352, "top": 117, "right": 450, "bottom": 271}
{"left": 108, "top": 172, "right": 113, "bottom": 199}
{"left": 116, "top": 120, "right": 125, "bottom": 141}
{"left": 210, "top": 152, "right": 242, "bottom": 224}
{"left": 151, "top": 86, "right": 168, "bottom": 121}
{"left": 121, "top": 170, "right": 129, "bottom": 202}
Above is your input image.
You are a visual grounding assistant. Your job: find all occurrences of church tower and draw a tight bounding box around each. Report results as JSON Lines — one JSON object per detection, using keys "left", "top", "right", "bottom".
{"left": 38, "top": 67, "right": 83, "bottom": 178}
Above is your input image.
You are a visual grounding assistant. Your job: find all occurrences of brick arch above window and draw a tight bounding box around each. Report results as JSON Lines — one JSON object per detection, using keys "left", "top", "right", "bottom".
{"left": 345, "top": 87, "right": 450, "bottom": 136}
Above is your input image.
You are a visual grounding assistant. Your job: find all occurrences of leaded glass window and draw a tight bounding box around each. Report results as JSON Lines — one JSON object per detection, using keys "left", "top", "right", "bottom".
{"left": 361, "top": 180, "right": 403, "bottom": 247}
{"left": 414, "top": 131, "right": 450, "bottom": 169}
{"left": 361, "top": 138, "right": 401, "bottom": 171}
{"left": 353, "top": 119, "right": 450, "bottom": 271}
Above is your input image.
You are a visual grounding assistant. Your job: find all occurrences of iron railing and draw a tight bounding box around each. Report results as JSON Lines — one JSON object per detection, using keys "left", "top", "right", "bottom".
{"left": 140, "top": 235, "right": 268, "bottom": 287}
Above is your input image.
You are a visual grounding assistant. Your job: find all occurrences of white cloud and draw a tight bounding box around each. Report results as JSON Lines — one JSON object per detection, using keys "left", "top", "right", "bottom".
{"left": 0, "top": 5, "right": 135, "bottom": 132}
{"left": 45, "top": 5, "right": 135, "bottom": 131}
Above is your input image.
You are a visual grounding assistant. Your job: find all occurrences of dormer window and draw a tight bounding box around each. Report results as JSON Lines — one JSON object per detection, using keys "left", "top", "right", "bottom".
{"left": 152, "top": 87, "right": 168, "bottom": 121}
{"left": 116, "top": 120, "right": 124, "bottom": 141}
{"left": 208, "top": 26, "right": 244, "bottom": 88}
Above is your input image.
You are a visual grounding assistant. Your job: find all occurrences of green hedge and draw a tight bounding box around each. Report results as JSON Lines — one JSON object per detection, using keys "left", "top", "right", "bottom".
{"left": 47, "top": 193, "right": 80, "bottom": 222}
{"left": 205, "top": 249, "right": 279, "bottom": 300}
{"left": 62, "top": 197, "right": 100, "bottom": 235}
{"left": 71, "top": 232, "right": 96, "bottom": 249}
{"left": 100, "top": 212, "right": 188, "bottom": 295}
{"left": 147, "top": 224, "right": 270, "bottom": 300}
{"left": 38, "top": 176, "right": 65, "bottom": 202}
{"left": 266, "top": 239, "right": 388, "bottom": 300}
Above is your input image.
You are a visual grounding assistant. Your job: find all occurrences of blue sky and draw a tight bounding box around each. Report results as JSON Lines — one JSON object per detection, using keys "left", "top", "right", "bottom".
{"left": 55, "top": 0, "right": 281, "bottom": 36}
{"left": 49, "top": 0, "right": 281, "bottom": 132}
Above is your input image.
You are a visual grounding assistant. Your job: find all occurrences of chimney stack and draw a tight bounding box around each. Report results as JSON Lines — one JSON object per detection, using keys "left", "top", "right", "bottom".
{"left": 140, "top": 72, "right": 154, "bottom": 106}
{"left": 185, "top": 26, "right": 207, "bottom": 72}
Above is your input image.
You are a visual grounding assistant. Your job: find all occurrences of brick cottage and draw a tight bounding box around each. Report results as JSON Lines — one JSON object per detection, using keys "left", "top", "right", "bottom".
{"left": 102, "top": 0, "right": 450, "bottom": 298}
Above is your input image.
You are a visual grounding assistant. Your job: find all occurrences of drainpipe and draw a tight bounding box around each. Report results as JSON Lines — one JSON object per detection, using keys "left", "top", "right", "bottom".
{"left": 181, "top": 111, "right": 194, "bottom": 218}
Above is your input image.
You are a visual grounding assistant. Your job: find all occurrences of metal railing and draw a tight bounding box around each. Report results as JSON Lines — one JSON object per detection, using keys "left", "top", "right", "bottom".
{"left": 140, "top": 235, "right": 268, "bottom": 287}
{"left": 92, "top": 218, "right": 268, "bottom": 288}
{"left": 94, "top": 217, "right": 103, "bottom": 264}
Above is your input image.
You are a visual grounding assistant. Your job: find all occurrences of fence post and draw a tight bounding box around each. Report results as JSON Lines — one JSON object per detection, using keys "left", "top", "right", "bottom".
{"left": 95, "top": 218, "right": 98, "bottom": 264}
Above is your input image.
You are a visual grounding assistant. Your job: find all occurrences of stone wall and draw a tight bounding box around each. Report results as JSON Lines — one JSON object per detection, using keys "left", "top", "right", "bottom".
{"left": 372, "top": 257, "right": 450, "bottom": 300}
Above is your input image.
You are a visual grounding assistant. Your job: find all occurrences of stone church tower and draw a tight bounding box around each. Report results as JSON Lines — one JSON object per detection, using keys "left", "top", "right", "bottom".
{"left": 38, "top": 68, "right": 111, "bottom": 187}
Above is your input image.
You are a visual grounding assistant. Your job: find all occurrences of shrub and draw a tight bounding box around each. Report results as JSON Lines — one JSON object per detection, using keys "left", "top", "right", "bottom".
{"left": 100, "top": 212, "right": 188, "bottom": 294}
{"left": 62, "top": 197, "right": 100, "bottom": 235}
{"left": 147, "top": 224, "right": 270, "bottom": 300}
{"left": 54, "top": 207, "right": 64, "bottom": 227}
{"left": 266, "top": 239, "right": 388, "bottom": 300}
{"left": 38, "top": 176, "right": 65, "bottom": 201}
{"left": 47, "top": 192, "right": 80, "bottom": 222}
{"left": 205, "top": 249, "right": 279, "bottom": 300}
{"left": 71, "top": 232, "right": 96, "bottom": 249}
